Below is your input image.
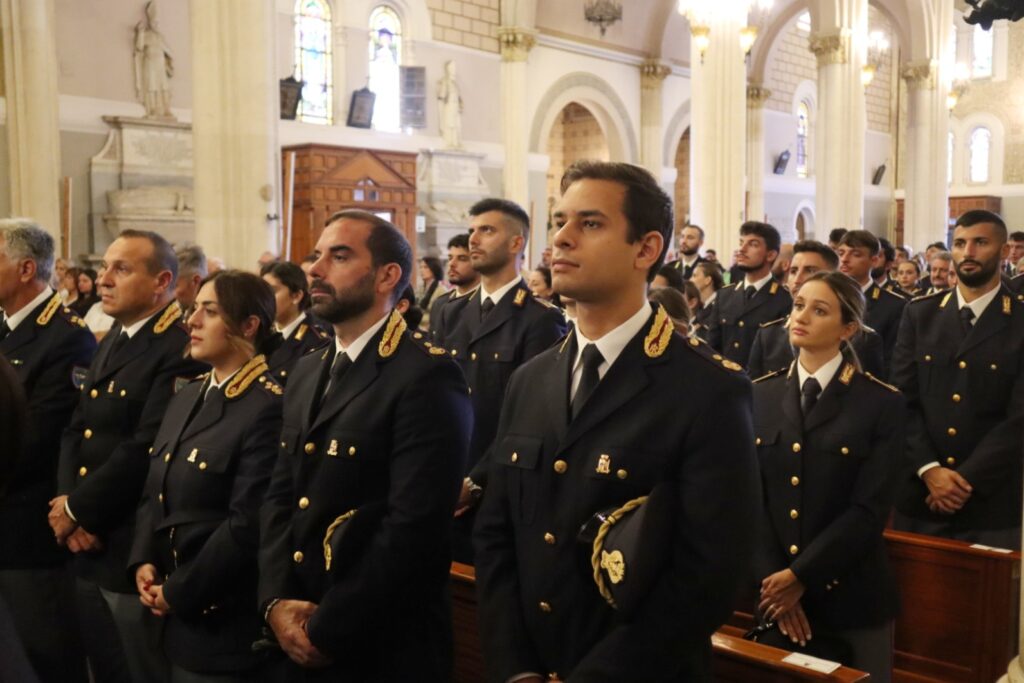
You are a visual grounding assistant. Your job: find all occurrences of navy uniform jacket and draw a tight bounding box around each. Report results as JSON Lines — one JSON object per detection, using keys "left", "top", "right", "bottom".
{"left": 747, "top": 316, "right": 885, "bottom": 379}
{"left": 57, "top": 300, "right": 206, "bottom": 592}
{"left": 752, "top": 363, "right": 902, "bottom": 630}
{"left": 129, "top": 355, "right": 282, "bottom": 674}
{"left": 1010, "top": 274, "right": 1024, "bottom": 295}
{"left": 266, "top": 316, "right": 330, "bottom": 384}
{"left": 864, "top": 282, "right": 906, "bottom": 373}
{"left": 474, "top": 306, "right": 760, "bottom": 682}
{"left": 258, "top": 311, "right": 471, "bottom": 682}
{"left": 428, "top": 286, "right": 478, "bottom": 344}
{"left": 439, "top": 280, "right": 566, "bottom": 475}
{"left": 706, "top": 280, "right": 792, "bottom": 367}
{"left": 1, "top": 293, "right": 97, "bottom": 568}
{"left": 665, "top": 255, "right": 707, "bottom": 279}
{"left": 890, "top": 286, "right": 1024, "bottom": 530}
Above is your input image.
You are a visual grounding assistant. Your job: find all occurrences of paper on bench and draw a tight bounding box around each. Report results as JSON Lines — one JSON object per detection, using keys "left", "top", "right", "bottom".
{"left": 782, "top": 652, "right": 842, "bottom": 674}
{"left": 970, "top": 543, "right": 1013, "bottom": 554}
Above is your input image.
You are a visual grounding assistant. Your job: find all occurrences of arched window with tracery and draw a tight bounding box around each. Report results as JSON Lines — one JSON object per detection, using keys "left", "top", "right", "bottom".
{"left": 294, "top": 0, "right": 333, "bottom": 124}
{"left": 796, "top": 100, "right": 810, "bottom": 178}
{"left": 368, "top": 5, "right": 402, "bottom": 132}
{"left": 969, "top": 127, "right": 991, "bottom": 183}
{"left": 972, "top": 25, "right": 993, "bottom": 78}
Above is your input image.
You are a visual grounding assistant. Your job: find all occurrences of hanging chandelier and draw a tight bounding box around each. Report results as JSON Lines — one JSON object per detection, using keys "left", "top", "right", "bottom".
{"left": 584, "top": 0, "right": 623, "bottom": 37}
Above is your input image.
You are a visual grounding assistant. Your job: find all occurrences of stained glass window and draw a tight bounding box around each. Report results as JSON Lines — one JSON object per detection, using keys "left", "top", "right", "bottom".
{"left": 969, "top": 127, "right": 991, "bottom": 183}
{"left": 368, "top": 6, "right": 402, "bottom": 132}
{"left": 972, "top": 25, "right": 993, "bottom": 78}
{"left": 796, "top": 101, "right": 810, "bottom": 178}
{"left": 295, "top": 0, "right": 333, "bottom": 124}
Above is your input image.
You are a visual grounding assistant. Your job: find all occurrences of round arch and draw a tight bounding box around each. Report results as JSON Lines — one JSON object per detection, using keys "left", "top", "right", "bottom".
{"left": 345, "top": 0, "right": 433, "bottom": 42}
{"left": 793, "top": 200, "right": 816, "bottom": 240}
{"left": 663, "top": 100, "right": 691, "bottom": 169}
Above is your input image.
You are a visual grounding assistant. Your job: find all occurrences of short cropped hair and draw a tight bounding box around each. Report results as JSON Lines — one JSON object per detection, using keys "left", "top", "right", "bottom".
{"left": 0, "top": 218, "right": 55, "bottom": 283}
{"left": 469, "top": 198, "right": 531, "bottom": 245}
{"left": 739, "top": 221, "right": 782, "bottom": 254}
{"left": 326, "top": 209, "right": 412, "bottom": 299}
{"left": 680, "top": 224, "right": 705, "bottom": 241}
{"left": 838, "top": 229, "right": 880, "bottom": 256}
{"left": 828, "top": 228, "right": 848, "bottom": 245}
{"left": 956, "top": 209, "right": 1008, "bottom": 241}
{"left": 793, "top": 240, "right": 839, "bottom": 270}
{"left": 1009, "top": 231, "right": 1024, "bottom": 242}
{"left": 175, "top": 243, "right": 208, "bottom": 278}
{"left": 877, "top": 237, "right": 896, "bottom": 264}
{"left": 447, "top": 233, "right": 470, "bottom": 250}
{"left": 118, "top": 229, "right": 178, "bottom": 285}
{"left": 930, "top": 251, "right": 953, "bottom": 266}
{"left": 261, "top": 261, "right": 311, "bottom": 310}
{"left": 927, "top": 241, "right": 947, "bottom": 251}
{"left": 655, "top": 265, "right": 685, "bottom": 293}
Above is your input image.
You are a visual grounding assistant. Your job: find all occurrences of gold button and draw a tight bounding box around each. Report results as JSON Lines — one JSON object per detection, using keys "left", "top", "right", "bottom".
{"left": 841, "top": 447, "right": 850, "bottom": 455}
{"left": 539, "top": 601, "right": 552, "bottom": 613}
{"left": 959, "top": 361, "right": 967, "bottom": 369}
{"left": 825, "top": 584, "right": 832, "bottom": 591}
{"left": 280, "top": 370, "right": 287, "bottom": 377}
{"left": 164, "top": 453, "right": 171, "bottom": 462}
{"left": 543, "top": 532, "right": 555, "bottom": 544}
{"left": 298, "top": 497, "right": 310, "bottom": 509}
{"left": 120, "top": 390, "right": 126, "bottom": 397}
{"left": 198, "top": 462, "right": 207, "bottom": 471}
{"left": 616, "top": 469, "right": 628, "bottom": 480}
{"left": 304, "top": 442, "right": 315, "bottom": 454}
{"left": 494, "top": 353, "right": 500, "bottom": 360}
{"left": 924, "top": 354, "right": 932, "bottom": 362}
{"left": 470, "top": 352, "right": 477, "bottom": 361}
{"left": 789, "top": 545, "right": 799, "bottom": 555}
{"left": 755, "top": 437, "right": 762, "bottom": 446}
{"left": 790, "top": 509, "right": 799, "bottom": 519}
{"left": 148, "top": 447, "right": 153, "bottom": 454}
{"left": 952, "top": 394, "right": 961, "bottom": 402}
{"left": 84, "top": 429, "right": 93, "bottom": 439}
{"left": 89, "top": 389, "right": 98, "bottom": 398}
{"left": 713, "top": 354, "right": 723, "bottom": 361}
{"left": 791, "top": 476, "right": 800, "bottom": 486}
{"left": 738, "top": 321, "right": 745, "bottom": 328}
{"left": 792, "top": 443, "right": 801, "bottom": 453}
{"left": 451, "top": 349, "right": 458, "bottom": 356}
{"left": 991, "top": 364, "right": 998, "bottom": 370}
{"left": 158, "top": 493, "right": 164, "bottom": 503}
{"left": 78, "top": 466, "right": 87, "bottom": 476}
{"left": 293, "top": 551, "right": 304, "bottom": 563}
{"left": 467, "top": 387, "right": 472, "bottom": 395}
{"left": 258, "top": 375, "right": 266, "bottom": 382}
{"left": 553, "top": 460, "right": 568, "bottom": 474}
{"left": 733, "top": 342, "right": 740, "bottom": 348}
{"left": 280, "top": 441, "right": 286, "bottom": 448}
{"left": 344, "top": 446, "right": 354, "bottom": 456}
{"left": 947, "top": 457, "right": 956, "bottom": 466}
{"left": 511, "top": 452, "right": 519, "bottom": 463}
{"left": 947, "top": 427, "right": 957, "bottom": 436}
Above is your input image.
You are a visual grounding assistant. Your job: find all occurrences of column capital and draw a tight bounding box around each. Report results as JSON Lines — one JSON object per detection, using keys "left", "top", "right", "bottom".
{"left": 746, "top": 84, "right": 772, "bottom": 107}
{"left": 498, "top": 27, "right": 536, "bottom": 62}
{"left": 640, "top": 59, "right": 671, "bottom": 89}
{"left": 809, "top": 31, "right": 849, "bottom": 67}
{"left": 901, "top": 61, "right": 937, "bottom": 91}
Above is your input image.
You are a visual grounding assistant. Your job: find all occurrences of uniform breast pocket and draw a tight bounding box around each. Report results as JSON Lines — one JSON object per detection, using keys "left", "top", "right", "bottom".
{"left": 183, "top": 446, "right": 233, "bottom": 475}
{"left": 279, "top": 427, "right": 301, "bottom": 458}
{"left": 322, "top": 430, "right": 388, "bottom": 467}
{"left": 818, "top": 433, "right": 870, "bottom": 461}
{"left": 919, "top": 349, "right": 950, "bottom": 391}
{"left": 583, "top": 447, "right": 660, "bottom": 497}
{"left": 494, "top": 435, "right": 542, "bottom": 524}
{"left": 970, "top": 353, "right": 1017, "bottom": 414}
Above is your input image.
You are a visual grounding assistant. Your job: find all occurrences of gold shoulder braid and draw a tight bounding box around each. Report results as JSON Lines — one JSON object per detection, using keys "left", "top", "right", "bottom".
{"left": 591, "top": 495, "right": 648, "bottom": 608}
{"left": 323, "top": 509, "right": 358, "bottom": 571}
{"left": 643, "top": 305, "right": 673, "bottom": 359}
{"left": 378, "top": 309, "right": 407, "bottom": 358}
{"left": 153, "top": 301, "right": 183, "bottom": 334}
{"left": 224, "top": 355, "right": 270, "bottom": 399}
{"left": 35, "top": 294, "right": 63, "bottom": 326}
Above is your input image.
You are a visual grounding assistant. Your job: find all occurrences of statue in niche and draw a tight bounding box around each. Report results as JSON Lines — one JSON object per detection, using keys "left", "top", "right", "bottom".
{"left": 133, "top": 1, "right": 175, "bottom": 119}
{"left": 437, "top": 60, "right": 463, "bottom": 149}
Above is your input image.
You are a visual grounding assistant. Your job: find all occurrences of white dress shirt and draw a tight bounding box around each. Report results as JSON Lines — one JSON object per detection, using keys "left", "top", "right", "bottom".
{"left": 570, "top": 303, "right": 652, "bottom": 399}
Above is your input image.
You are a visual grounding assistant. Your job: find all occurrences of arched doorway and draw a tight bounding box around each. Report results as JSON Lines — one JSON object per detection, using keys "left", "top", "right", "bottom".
{"left": 545, "top": 102, "right": 610, "bottom": 239}
{"left": 673, "top": 127, "right": 691, "bottom": 232}
{"left": 795, "top": 205, "right": 815, "bottom": 240}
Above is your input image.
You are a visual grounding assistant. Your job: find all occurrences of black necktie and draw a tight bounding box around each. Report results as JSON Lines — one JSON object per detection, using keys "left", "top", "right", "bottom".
{"left": 959, "top": 307, "right": 976, "bottom": 334}
{"left": 0, "top": 317, "right": 10, "bottom": 342}
{"left": 103, "top": 332, "right": 130, "bottom": 372}
{"left": 801, "top": 377, "right": 822, "bottom": 417}
{"left": 571, "top": 344, "right": 604, "bottom": 420}
{"left": 745, "top": 286, "right": 757, "bottom": 300}
{"left": 183, "top": 379, "right": 213, "bottom": 431}
{"left": 480, "top": 297, "right": 495, "bottom": 320}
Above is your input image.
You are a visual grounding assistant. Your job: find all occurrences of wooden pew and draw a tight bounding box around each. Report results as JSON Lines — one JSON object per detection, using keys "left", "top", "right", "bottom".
{"left": 450, "top": 562, "right": 869, "bottom": 683}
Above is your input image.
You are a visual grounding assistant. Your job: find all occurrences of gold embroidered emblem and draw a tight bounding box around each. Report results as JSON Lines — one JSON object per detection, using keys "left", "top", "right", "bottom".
{"left": 224, "top": 355, "right": 269, "bottom": 399}
{"left": 154, "top": 301, "right": 183, "bottom": 334}
{"left": 107, "top": 381, "right": 116, "bottom": 393}
{"left": 940, "top": 291, "right": 952, "bottom": 308}
{"left": 1003, "top": 295, "right": 1012, "bottom": 315}
{"left": 327, "top": 440, "right": 339, "bottom": 457}
{"left": 600, "top": 550, "right": 625, "bottom": 584}
{"left": 839, "top": 363, "right": 855, "bottom": 385}
{"left": 187, "top": 448, "right": 198, "bottom": 463}
{"left": 770, "top": 281, "right": 779, "bottom": 295}
{"left": 643, "top": 306, "right": 673, "bottom": 358}
{"left": 872, "top": 288, "right": 880, "bottom": 300}
{"left": 295, "top": 324, "right": 308, "bottom": 341}
{"left": 35, "top": 294, "right": 62, "bottom": 326}
{"left": 378, "top": 309, "right": 407, "bottom": 358}
{"left": 596, "top": 454, "right": 611, "bottom": 474}
{"left": 513, "top": 289, "right": 527, "bottom": 307}
{"left": 322, "top": 509, "right": 358, "bottom": 571}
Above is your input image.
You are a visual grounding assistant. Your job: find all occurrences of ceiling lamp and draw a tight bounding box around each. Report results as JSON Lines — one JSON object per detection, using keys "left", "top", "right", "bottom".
{"left": 947, "top": 62, "right": 970, "bottom": 110}
{"left": 862, "top": 30, "right": 890, "bottom": 86}
{"left": 584, "top": 0, "right": 623, "bottom": 37}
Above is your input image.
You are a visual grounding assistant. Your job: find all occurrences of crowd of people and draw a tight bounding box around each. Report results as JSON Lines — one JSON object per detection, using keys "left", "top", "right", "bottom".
{"left": 1, "top": 158, "right": 1022, "bottom": 683}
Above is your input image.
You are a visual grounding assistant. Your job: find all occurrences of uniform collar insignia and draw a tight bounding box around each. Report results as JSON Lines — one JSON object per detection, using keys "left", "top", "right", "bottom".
{"left": 770, "top": 281, "right": 779, "bottom": 295}
{"left": 378, "top": 309, "right": 407, "bottom": 358}
{"left": 35, "top": 293, "right": 63, "bottom": 326}
{"left": 153, "top": 300, "right": 183, "bottom": 334}
{"left": 1003, "top": 295, "right": 1012, "bottom": 315}
{"left": 643, "top": 305, "right": 673, "bottom": 359}
{"left": 295, "top": 323, "right": 308, "bottom": 341}
{"left": 839, "top": 362, "right": 855, "bottom": 385}
{"left": 513, "top": 288, "right": 527, "bottom": 307}
{"left": 224, "top": 354, "right": 270, "bottom": 399}
{"left": 871, "top": 287, "right": 880, "bottom": 300}
{"left": 940, "top": 291, "right": 952, "bottom": 308}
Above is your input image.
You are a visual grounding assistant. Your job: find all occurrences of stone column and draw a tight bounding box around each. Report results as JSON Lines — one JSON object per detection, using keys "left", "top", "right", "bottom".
{"left": 0, "top": 0, "right": 61, "bottom": 237}
{"left": 640, "top": 59, "right": 671, "bottom": 178}
{"left": 498, "top": 27, "right": 535, "bottom": 211}
{"left": 810, "top": 0, "right": 868, "bottom": 232}
{"left": 901, "top": 61, "right": 950, "bottom": 251}
{"left": 688, "top": 5, "right": 749, "bottom": 261}
{"left": 331, "top": 20, "right": 347, "bottom": 125}
{"left": 190, "top": 0, "right": 279, "bottom": 268}
{"left": 746, "top": 84, "right": 771, "bottom": 224}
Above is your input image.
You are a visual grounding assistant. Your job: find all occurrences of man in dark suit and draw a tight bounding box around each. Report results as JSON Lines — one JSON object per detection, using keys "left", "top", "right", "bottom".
{"left": 664, "top": 223, "right": 707, "bottom": 279}
{"left": 748, "top": 240, "right": 885, "bottom": 379}
{"left": 1004, "top": 230, "right": 1024, "bottom": 276}
{"left": 837, "top": 230, "right": 906, "bottom": 376}
{"left": 437, "top": 198, "right": 566, "bottom": 562}
{"left": 428, "top": 233, "right": 479, "bottom": 343}
{"left": 925, "top": 251, "right": 953, "bottom": 295}
{"left": 49, "top": 230, "right": 205, "bottom": 683}
{"left": 891, "top": 210, "right": 1024, "bottom": 549}
{"left": 706, "top": 221, "right": 792, "bottom": 367}
{"left": 873, "top": 237, "right": 902, "bottom": 294}
{"left": 0, "top": 220, "right": 96, "bottom": 683}
{"left": 259, "top": 210, "right": 471, "bottom": 682}
{"left": 475, "top": 160, "right": 759, "bottom": 682}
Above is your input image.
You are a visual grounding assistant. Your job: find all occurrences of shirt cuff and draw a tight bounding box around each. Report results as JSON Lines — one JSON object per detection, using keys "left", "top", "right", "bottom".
{"left": 507, "top": 674, "right": 543, "bottom": 683}
{"left": 63, "top": 500, "right": 79, "bottom": 523}
{"left": 917, "top": 461, "right": 941, "bottom": 479}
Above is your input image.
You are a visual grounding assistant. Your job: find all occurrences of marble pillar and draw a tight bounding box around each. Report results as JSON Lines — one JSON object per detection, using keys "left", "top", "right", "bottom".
{"left": 0, "top": 0, "right": 61, "bottom": 238}
{"left": 902, "top": 61, "right": 950, "bottom": 251}
{"left": 190, "top": 0, "right": 279, "bottom": 268}
{"left": 746, "top": 84, "right": 771, "bottom": 224}
{"left": 640, "top": 59, "right": 671, "bottom": 179}
{"left": 498, "top": 27, "right": 535, "bottom": 212}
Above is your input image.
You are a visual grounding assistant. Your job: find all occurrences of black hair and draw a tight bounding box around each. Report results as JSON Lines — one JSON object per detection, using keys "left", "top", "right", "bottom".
{"left": 739, "top": 221, "right": 782, "bottom": 254}
{"left": 119, "top": 228, "right": 178, "bottom": 286}
{"left": 199, "top": 270, "right": 277, "bottom": 356}
{"left": 421, "top": 256, "right": 444, "bottom": 281}
{"left": 261, "top": 261, "right": 312, "bottom": 310}
{"left": 655, "top": 264, "right": 686, "bottom": 293}
{"left": 325, "top": 209, "right": 413, "bottom": 303}
{"left": 793, "top": 240, "right": 839, "bottom": 269}
{"left": 828, "top": 228, "right": 849, "bottom": 245}
{"left": 956, "top": 209, "right": 1008, "bottom": 241}
{"left": 469, "top": 198, "right": 531, "bottom": 244}
{"left": 693, "top": 261, "right": 725, "bottom": 291}
{"left": 838, "top": 229, "right": 881, "bottom": 256}
{"left": 447, "top": 233, "right": 470, "bottom": 250}
{"left": 877, "top": 237, "right": 896, "bottom": 264}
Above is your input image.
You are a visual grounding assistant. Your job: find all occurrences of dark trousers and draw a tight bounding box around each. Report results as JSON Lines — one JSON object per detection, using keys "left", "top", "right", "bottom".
{"left": 0, "top": 567, "right": 87, "bottom": 683}
{"left": 892, "top": 512, "right": 1021, "bottom": 550}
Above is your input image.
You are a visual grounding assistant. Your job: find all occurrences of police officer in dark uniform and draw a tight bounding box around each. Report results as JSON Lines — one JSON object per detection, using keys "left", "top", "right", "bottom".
{"left": 437, "top": 198, "right": 566, "bottom": 562}
{"left": 0, "top": 220, "right": 95, "bottom": 683}
{"left": 475, "top": 161, "right": 759, "bottom": 683}
{"left": 749, "top": 240, "right": 884, "bottom": 378}
{"left": 49, "top": 229, "right": 206, "bottom": 683}
{"left": 752, "top": 272, "right": 903, "bottom": 682}
{"left": 664, "top": 223, "right": 707, "bottom": 278}
{"left": 259, "top": 210, "right": 471, "bottom": 682}
{"left": 706, "top": 221, "right": 792, "bottom": 367}
{"left": 428, "top": 233, "right": 480, "bottom": 343}
{"left": 836, "top": 230, "right": 906, "bottom": 377}
{"left": 130, "top": 271, "right": 283, "bottom": 682}
{"left": 261, "top": 261, "right": 330, "bottom": 384}
{"left": 891, "top": 210, "right": 1024, "bottom": 549}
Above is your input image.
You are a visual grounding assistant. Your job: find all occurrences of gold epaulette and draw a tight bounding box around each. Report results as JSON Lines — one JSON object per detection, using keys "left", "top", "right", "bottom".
{"left": 864, "top": 372, "right": 900, "bottom": 393}
{"left": 759, "top": 316, "right": 787, "bottom": 329}
{"left": 683, "top": 335, "right": 743, "bottom": 372}
{"left": 513, "top": 288, "right": 528, "bottom": 307}
{"left": 377, "top": 309, "right": 407, "bottom": 358}
{"left": 881, "top": 286, "right": 906, "bottom": 300}
{"left": 153, "top": 301, "right": 183, "bottom": 334}
{"left": 35, "top": 294, "right": 63, "bottom": 326}
{"left": 911, "top": 289, "right": 947, "bottom": 304}
{"left": 294, "top": 323, "right": 309, "bottom": 341}
{"left": 643, "top": 305, "right": 673, "bottom": 358}
{"left": 752, "top": 367, "right": 785, "bottom": 383}
{"left": 224, "top": 355, "right": 271, "bottom": 399}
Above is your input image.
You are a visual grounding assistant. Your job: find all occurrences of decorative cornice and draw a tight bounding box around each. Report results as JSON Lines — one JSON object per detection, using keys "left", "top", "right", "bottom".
{"left": 640, "top": 59, "right": 671, "bottom": 89}
{"left": 808, "top": 32, "right": 848, "bottom": 67}
{"left": 498, "top": 27, "right": 536, "bottom": 62}
{"left": 901, "top": 61, "right": 937, "bottom": 91}
{"left": 746, "top": 84, "right": 772, "bottom": 107}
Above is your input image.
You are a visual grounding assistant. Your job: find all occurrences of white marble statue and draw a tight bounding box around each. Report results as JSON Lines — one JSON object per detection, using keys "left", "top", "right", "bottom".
{"left": 437, "top": 60, "right": 464, "bottom": 149}
{"left": 134, "top": 1, "right": 175, "bottom": 119}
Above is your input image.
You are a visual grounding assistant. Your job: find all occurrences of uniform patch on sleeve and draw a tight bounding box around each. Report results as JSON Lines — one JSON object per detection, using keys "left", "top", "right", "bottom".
{"left": 71, "top": 366, "right": 89, "bottom": 389}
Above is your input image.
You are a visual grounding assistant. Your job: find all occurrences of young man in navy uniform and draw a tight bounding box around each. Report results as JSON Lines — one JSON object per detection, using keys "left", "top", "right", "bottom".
{"left": 0, "top": 220, "right": 96, "bottom": 683}
{"left": 474, "top": 161, "right": 759, "bottom": 682}
{"left": 891, "top": 210, "right": 1024, "bottom": 549}
{"left": 428, "top": 233, "right": 480, "bottom": 343}
{"left": 706, "top": 221, "right": 792, "bottom": 368}
{"left": 49, "top": 230, "right": 205, "bottom": 683}
{"left": 664, "top": 223, "right": 707, "bottom": 279}
{"left": 259, "top": 210, "right": 471, "bottom": 682}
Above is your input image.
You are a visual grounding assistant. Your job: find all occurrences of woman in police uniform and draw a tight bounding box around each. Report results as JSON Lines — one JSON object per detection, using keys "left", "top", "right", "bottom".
{"left": 129, "top": 270, "right": 283, "bottom": 682}
{"left": 753, "top": 271, "right": 903, "bottom": 682}
{"left": 261, "top": 261, "right": 329, "bottom": 384}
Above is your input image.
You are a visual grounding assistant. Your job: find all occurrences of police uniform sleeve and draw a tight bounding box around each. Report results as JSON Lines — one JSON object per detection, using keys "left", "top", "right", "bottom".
{"left": 258, "top": 413, "right": 303, "bottom": 608}
{"left": 889, "top": 303, "right": 942, "bottom": 472}
{"left": 747, "top": 328, "right": 767, "bottom": 379}
{"left": 957, "top": 375, "right": 1024, "bottom": 496}
{"left": 522, "top": 305, "right": 568, "bottom": 360}
{"left": 705, "top": 294, "right": 724, "bottom": 352}
{"left": 857, "top": 329, "right": 886, "bottom": 379}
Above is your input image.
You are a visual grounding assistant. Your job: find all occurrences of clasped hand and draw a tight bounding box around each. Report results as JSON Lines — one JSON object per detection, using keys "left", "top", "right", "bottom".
{"left": 267, "top": 599, "right": 333, "bottom": 668}
{"left": 759, "top": 568, "right": 812, "bottom": 647}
